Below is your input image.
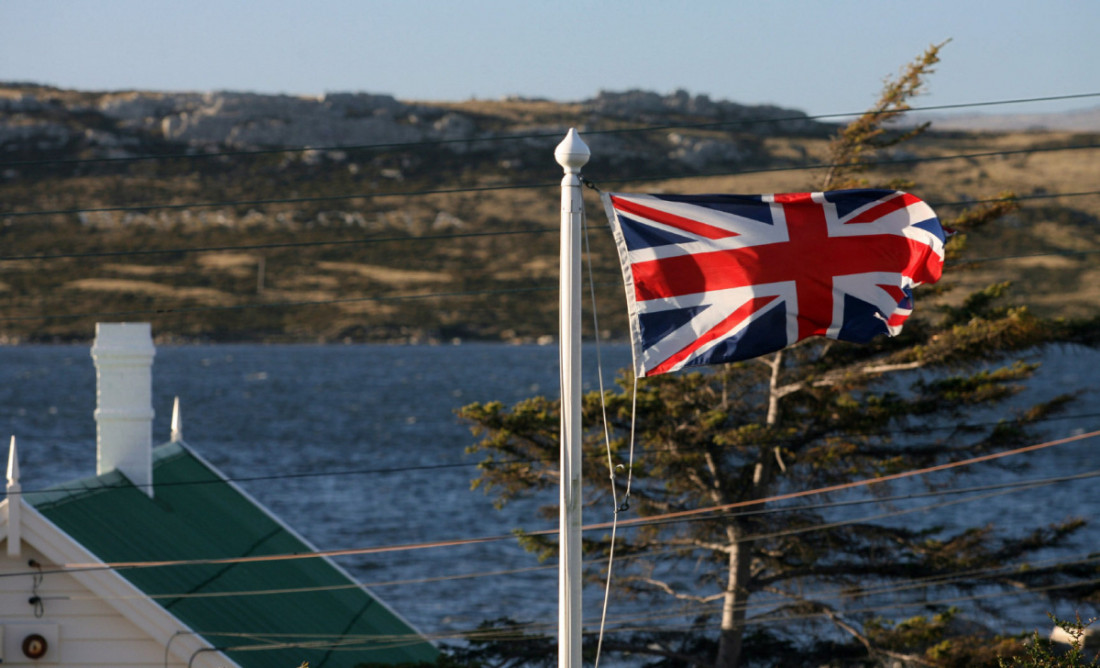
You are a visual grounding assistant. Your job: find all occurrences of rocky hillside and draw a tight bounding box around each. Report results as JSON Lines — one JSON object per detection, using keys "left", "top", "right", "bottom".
{"left": 0, "top": 84, "right": 822, "bottom": 172}
{"left": 1, "top": 83, "right": 1097, "bottom": 344}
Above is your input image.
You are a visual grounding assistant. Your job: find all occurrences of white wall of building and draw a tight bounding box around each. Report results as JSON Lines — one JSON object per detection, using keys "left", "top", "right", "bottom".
{"left": 1, "top": 499, "right": 233, "bottom": 668}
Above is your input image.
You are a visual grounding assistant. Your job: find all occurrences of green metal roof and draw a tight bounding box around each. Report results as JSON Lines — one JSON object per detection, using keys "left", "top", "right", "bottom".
{"left": 28, "top": 442, "right": 439, "bottom": 668}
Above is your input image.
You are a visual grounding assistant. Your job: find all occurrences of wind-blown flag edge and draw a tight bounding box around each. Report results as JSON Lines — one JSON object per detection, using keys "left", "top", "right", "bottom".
{"left": 602, "top": 189, "right": 946, "bottom": 378}
{"left": 602, "top": 193, "right": 650, "bottom": 379}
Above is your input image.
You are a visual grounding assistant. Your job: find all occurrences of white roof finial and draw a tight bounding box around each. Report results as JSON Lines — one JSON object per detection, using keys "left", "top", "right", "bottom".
{"left": 7, "top": 435, "right": 19, "bottom": 487}
{"left": 7, "top": 435, "right": 21, "bottom": 558}
{"left": 170, "top": 396, "right": 183, "bottom": 444}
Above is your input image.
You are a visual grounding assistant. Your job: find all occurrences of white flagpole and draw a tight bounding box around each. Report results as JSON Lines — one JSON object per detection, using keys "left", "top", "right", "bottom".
{"left": 555, "top": 128, "right": 590, "bottom": 668}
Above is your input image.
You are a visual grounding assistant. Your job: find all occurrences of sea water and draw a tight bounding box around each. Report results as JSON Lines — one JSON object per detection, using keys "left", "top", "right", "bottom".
{"left": 0, "top": 343, "right": 1097, "bottom": 642}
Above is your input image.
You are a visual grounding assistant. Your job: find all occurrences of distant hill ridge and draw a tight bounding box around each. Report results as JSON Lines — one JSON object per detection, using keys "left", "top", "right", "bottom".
{"left": 3, "top": 83, "right": 1094, "bottom": 159}
{"left": 0, "top": 83, "right": 823, "bottom": 159}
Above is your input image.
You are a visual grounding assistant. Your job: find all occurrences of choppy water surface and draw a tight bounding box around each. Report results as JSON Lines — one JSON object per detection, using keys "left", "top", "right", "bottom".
{"left": 1, "top": 343, "right": 1097, "bottom": 640}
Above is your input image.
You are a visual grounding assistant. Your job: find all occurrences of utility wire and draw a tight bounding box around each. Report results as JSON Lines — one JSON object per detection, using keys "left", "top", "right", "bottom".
{"left": 597, "top": 142, "right": 1100, "bottom": 189}
{"left": 17, "top": 470, "right": 1099, "bottom": 645}
{"left": 665, "top": 467, "right": 1100, "bottom": 530}
{"left": 31, "top": 473, "right": 1100, "bottom": 605}
{"left": 567, "top": 575, "right": 1100, "bottom": 640}
{"left": 56, "top": 571, "right": 1100, "bottom": 654}
{"left": 1, "top": 180, "right": 549, "bottom": 219}
{"left": 492, "top": 563, "right": 1100, "bottom": 640}
{"left": 0, "top": 198, "right": 1093, "bottom": 326}
{"left": 614, "top": 551, "right": 1100, "bottom": 630}
{"left": 8, "top": 227, "right": 1100, "bottom": 323}
{"left": 0, "top": 227, "right": 558, "bottom": 262}
{"left": 3, "top": 427, "right": 1090, "bottom": 580}
{"left": 3, "top": 188, "right": 1099, "bottom": 265}
{"left": 5, "top": 141, "right": 1098, "bottom": 219}
{"left": 9, "top": 407, "right": 1100, "bottom": 498}
{"left": 953, "top": 245, "right": 1100, "bottom": 267}
{"left": 169, "top": 566, "right": 1100, "bottom": 648}
{"left": 3, "top": 91, "right": 1098, "bottom": 169}
{"left": 0, "top": 282, "right": 564, "bottom": 322}
{"left": 22, "top": 501, "right": 1100, "bottom": 659}
{"left": 588, "top": 428, "right": 1100, "bottom": 533}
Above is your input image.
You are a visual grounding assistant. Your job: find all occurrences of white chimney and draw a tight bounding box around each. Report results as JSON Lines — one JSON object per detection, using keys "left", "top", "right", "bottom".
{"left": 91, "top": 323, "right": 155, "bottom": 497}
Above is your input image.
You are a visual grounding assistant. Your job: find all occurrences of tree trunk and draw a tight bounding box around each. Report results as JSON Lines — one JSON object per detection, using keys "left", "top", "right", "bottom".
{"left": 715, "top": 351, "right": 783, "bottom": 667}
{"left": 714, "top": 536, "right": 753, "bottom": 668}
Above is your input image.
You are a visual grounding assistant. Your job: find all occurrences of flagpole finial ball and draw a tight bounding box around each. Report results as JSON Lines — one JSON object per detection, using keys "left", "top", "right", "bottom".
{"left": 555, "top": 128, "right": 590, "bottom": 172}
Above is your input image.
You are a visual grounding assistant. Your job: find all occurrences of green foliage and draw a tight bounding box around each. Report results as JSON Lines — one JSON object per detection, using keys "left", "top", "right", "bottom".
{"left": 999, "top": 615, "right": 1099, "bottom": 668}
{"left": 858, "top": 608, "right": 1027, "bottom": 668}
{"left": 865, "top": 608, "right": 966, "bottom": 655}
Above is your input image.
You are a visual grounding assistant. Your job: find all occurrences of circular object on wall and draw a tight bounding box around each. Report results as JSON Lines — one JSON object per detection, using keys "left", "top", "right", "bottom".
{"left": 22, "top": 633, "right": 49, "bottom": 659}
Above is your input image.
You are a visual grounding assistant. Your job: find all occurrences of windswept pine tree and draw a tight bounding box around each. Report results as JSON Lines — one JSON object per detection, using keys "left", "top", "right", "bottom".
{"left": 459, "top": 43, "right": 1100, "bottom": 668}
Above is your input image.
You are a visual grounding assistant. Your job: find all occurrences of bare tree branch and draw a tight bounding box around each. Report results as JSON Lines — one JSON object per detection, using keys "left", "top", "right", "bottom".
{"left": 631, "top": 575, "right": 727, "bottom": 604}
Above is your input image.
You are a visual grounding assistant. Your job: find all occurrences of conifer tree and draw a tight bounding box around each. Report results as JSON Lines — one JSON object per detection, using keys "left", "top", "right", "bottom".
{"left": 459, "top": 43, "right": 1098, "bottom": 668}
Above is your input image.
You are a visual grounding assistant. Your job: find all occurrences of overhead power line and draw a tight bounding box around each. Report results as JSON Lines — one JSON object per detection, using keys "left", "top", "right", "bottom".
{"left": 0, "top": 227, "right": 558, "bottom": 262}
{"left": 42, "top": 544, "right": 1098, "bottom": 655}
{"left": 4, "top": 427, "right": 1092, "bottom": 580}
{"left": 598, "top": 142, "right": 1100, "bottom": 189}
{"left": 589, "top": 428, "right": 1100, "bottom": 533}
{"left": 41, "top": 548, "right": 1100, "bottom": 636}
{"left": 134, "top": 567, "right": 1100, "bottom": 653}
{"left": 7, "top": 233, "right": 1100, "bottom": 323}
{"left": 1, "top": 188, "right": 1098, "bottom": 265}
{"left": 3, "top": 91, "right": 1098, "bottom": 169}
{"left": 15, "top": 479, "right": 1100, "bottom": 646}
{"left": 0, "top": 282, "right": 564, "bottom": 322}
{"left": 5, "top": 141, "right": 1099, "bottom": 220}
{"left": 13, "top": 406, "right": 1100, "bottom": 497}
{"left": 41, "top": 494, "right": 1099, "bottom": 609}
{"left": 582, "top": 574, "right": 1100, "bottom": 640}
{"left": 1, "top": 181, "right": 549, "bottom": 219}
{"left": 10, "top": 445, "right": 1098, "bottom": 645}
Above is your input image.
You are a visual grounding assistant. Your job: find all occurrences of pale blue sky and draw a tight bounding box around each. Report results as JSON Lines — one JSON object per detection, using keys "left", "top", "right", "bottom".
{"left": 2, "top": 0, "right": 1098, "bottom": 117}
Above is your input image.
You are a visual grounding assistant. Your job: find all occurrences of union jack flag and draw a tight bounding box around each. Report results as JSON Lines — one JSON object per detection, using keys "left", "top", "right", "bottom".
{"left": 603, "top": 189, "right": 946, "bottom": 377}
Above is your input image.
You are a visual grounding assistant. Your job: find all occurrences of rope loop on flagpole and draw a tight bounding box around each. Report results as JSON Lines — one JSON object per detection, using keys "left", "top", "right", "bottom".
{"left": 617, "top": 493, "right": 631, "bottom": 514}
{"left": 580, "top": 176, "right": 602, "bottom": 192}
{"left": 618, "top": 375, "right": 639, "bottom": 514}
